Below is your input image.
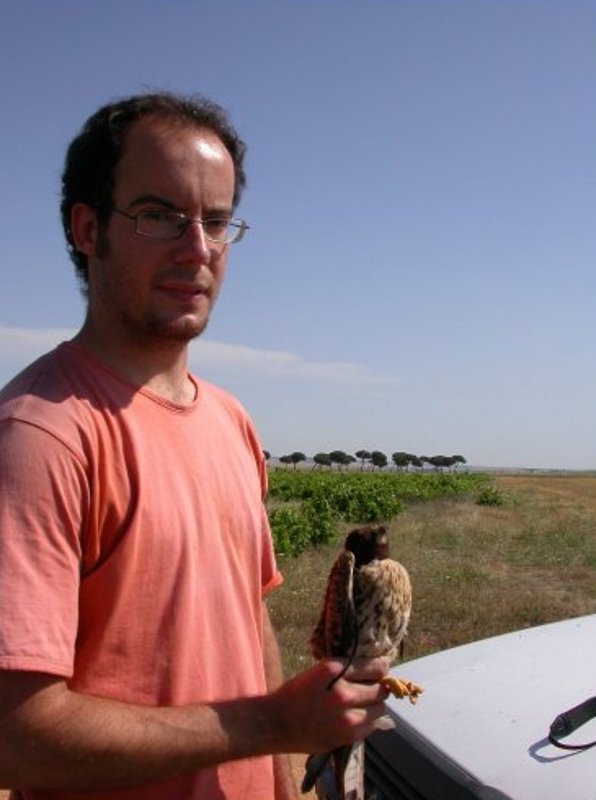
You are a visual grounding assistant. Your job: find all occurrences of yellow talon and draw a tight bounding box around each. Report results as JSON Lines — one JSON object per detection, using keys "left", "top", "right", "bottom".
{"left": 379, "top": 675, "right": 424, "bottom": 704}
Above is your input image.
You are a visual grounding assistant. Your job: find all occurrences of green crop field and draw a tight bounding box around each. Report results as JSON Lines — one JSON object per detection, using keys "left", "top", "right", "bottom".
{"left": 266, "top": 472, "right": 596, "bottom": 677}
{"left": 266, "top": 468, "right": 489, "bottom": 556}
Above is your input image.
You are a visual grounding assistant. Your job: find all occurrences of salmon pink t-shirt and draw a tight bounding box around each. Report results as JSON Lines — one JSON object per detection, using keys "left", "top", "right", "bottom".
{"left": 0, "top": 342, "right": 283, "bottom": 799}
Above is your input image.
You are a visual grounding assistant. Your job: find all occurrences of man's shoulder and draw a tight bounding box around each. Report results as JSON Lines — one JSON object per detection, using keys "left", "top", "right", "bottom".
{"left": 0, "top": 345, "right": 68, "bottom": 410}
{"left": 195, "top": 377, "right": 266, "bottom": 467}
{"left": 0, "top": 342, "right": 111, "bottom": 443}
{"left": 198, "top": 376, "right": 245, "bottom": 412}
{"left": 195, "top": 377, "right": 257, "bottom": 432}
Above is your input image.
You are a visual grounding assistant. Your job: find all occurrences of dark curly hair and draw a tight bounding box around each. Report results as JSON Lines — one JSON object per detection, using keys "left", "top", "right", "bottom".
{"left": 60, "top": 91, "right": 247, "bottom": 285}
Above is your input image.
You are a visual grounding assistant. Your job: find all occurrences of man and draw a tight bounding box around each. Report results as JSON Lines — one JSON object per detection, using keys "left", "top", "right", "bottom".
{"left": 0, "top": 92, "right": 390, "bottom": 799}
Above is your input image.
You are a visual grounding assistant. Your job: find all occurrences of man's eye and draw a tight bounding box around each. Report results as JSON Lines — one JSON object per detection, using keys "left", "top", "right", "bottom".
{"left": 203, "top": 219, "right": 228, "bottom": 233}
{"left": 143, "top": 210, "right": 175, "bottom": 223}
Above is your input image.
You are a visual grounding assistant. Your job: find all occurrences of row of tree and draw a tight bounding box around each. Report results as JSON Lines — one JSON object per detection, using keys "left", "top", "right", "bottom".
{"left": 264, "top": 449, "right": 467, "bottom": 472}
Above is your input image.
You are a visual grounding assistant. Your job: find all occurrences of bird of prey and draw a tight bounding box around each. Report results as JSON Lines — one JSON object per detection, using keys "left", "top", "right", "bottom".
{"left": 301, "top": 524, "right": 422, "bottom": 799}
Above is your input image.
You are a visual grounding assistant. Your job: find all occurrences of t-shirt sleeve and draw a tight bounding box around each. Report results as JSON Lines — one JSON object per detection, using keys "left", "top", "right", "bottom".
{"left": 259, "top": 504, "right": 283, "bottom": 597}
{"left": 0, "top": 419, "right": 85, "bottom": 676}
{"left": 239, "top": 412, "right": 283, "bottom": 597}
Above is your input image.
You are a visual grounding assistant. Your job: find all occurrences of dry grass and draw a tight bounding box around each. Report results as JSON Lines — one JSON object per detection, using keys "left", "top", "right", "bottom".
{"left": 267, "top": 474, "right": 596, "bottom": 676}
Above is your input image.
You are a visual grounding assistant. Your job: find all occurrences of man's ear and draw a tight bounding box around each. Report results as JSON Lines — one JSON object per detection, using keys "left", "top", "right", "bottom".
{"left": 70, "top": 203, "right": 99, "bottom": 256}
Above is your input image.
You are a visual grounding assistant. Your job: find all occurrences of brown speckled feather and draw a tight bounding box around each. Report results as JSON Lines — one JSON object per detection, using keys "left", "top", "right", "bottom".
{"left": 352, "top": 558, "right": 411, "bottom": 660}
{"left": 310, "top": 550, "right": 357, "bottom": 660}
{"left": 303, "top": 526, "right": 413, "bottom": 799}
{"left": 310, "top": 549, "right": 411, "bottom": 663}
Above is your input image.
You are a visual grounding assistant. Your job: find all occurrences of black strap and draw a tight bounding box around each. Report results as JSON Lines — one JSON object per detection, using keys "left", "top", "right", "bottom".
{"left": 548, "top": 695, "right": 596, "bottom": 751}
{"left": 326, "top": 624, "right": 360, "bottom": 690}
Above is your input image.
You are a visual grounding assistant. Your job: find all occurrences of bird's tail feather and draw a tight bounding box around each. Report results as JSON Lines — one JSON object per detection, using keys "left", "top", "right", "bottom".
{"left": 301, "top": 745, "right": 355, "bottom": 797}
{"left": 301, "top": 752, "right": 332, "bottom": 793}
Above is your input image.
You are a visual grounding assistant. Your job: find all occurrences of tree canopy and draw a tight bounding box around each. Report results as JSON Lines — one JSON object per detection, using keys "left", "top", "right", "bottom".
{"left": 275, "top": 449, "right": 468, "bottom": 472}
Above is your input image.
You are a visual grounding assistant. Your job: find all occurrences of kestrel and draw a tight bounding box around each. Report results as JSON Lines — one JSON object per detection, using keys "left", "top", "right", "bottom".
{"left": 302, "top": 525, "right": 422, "bottom": 799}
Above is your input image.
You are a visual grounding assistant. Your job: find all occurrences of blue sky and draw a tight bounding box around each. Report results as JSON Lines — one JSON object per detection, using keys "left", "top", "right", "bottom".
{"left": 1, "top": 0, "right": 594, "bottom": 469}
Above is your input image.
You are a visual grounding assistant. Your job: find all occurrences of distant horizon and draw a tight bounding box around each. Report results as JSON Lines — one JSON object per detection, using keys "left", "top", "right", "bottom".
{"left": 264, "top": 454, "right": 595, "bottom": 475}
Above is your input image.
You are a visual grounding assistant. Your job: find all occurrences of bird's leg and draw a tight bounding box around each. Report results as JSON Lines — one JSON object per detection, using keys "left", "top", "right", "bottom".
{"left": 379, "top": 675, "right": 423, "bottom": 704}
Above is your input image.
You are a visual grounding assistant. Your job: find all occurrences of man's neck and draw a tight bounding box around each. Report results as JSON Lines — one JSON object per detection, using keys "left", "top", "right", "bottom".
{"left": 73, "top": 324, "right": 196, "bottom": 406}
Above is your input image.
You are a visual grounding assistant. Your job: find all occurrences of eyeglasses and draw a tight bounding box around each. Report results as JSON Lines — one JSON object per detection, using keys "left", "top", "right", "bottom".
{"left": 112, "top": 208, "right": 249, "bottom": 244}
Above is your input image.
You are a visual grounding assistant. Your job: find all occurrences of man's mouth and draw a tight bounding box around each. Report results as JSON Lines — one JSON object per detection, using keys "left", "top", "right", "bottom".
{"left": 158, "top": 283, "right": 209, "bottom": 303}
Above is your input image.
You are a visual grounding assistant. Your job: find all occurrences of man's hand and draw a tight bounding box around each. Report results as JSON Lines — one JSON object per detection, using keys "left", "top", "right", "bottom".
{"left": 265, "top": 657, "right": 392, "bottom": 756}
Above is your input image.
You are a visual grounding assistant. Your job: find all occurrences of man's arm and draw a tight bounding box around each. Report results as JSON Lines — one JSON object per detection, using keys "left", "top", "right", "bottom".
{"left": 0, "top": 656, "right": 389, "bottom": 791}
{"left": 262, "top": 602, "right": 299, "bottom": 800}
{"left": 0, "top": 669, "right": 264, "bottom": 789}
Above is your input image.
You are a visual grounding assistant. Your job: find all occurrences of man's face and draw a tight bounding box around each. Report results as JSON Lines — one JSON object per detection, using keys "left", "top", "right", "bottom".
{"left": 85, "top": 116, "right": 236, "bottom": 345}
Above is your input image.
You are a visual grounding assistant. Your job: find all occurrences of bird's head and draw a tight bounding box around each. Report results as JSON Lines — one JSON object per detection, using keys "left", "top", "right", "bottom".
{"left": 344, "top": 525, "right": 390, "bottom": 566}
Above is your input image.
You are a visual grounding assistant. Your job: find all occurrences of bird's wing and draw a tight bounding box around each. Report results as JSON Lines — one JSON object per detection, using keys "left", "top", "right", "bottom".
{"left": 353, "top": 558, "right": 412, "bottom": 662}
{"left": 310, "top": 550, "right": 357, "bottom": 659}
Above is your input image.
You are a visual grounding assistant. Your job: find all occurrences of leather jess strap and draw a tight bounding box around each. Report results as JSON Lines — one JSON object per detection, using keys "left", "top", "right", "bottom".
{"left": 549, "top": 696, "right": 596, "bottom": 751}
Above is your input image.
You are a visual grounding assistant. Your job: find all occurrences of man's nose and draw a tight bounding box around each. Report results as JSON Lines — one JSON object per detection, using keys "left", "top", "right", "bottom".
{"left": 174, "top": 219, "right": 213, "bottom": 263}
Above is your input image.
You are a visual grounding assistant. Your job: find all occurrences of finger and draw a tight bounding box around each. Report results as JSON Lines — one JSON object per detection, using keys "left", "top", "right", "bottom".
{"left": 342, "top": 657, "right": 391, "bottom": 682}
{"left": 346, "top": 703, "right": 396, "bottom": 740}
{"left": 348, "top": 681, "right": 391, "bottom": 707}
{"left": 324, "top": 666, "right": 392, "bottom": 707}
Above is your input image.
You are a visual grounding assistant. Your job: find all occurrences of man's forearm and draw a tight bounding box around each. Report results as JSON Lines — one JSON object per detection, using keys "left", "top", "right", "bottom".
{"left": 0, "top": 672, "right": 284, "bottom": 790}
{"left": 1, "top": 653, "right": 392, "bottom": 791}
